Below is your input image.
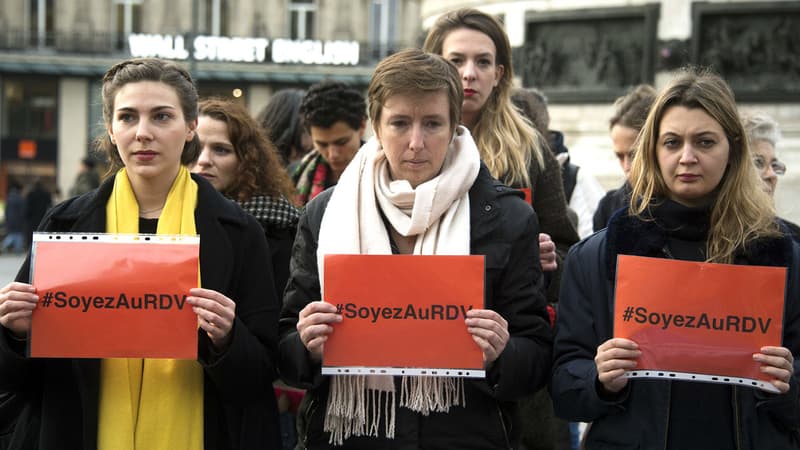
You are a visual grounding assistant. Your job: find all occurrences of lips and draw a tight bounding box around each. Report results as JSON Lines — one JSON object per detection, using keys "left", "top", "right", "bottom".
{"left": 198, "top": 172, "right": 216, "bottom": 179}
{"left": 133, "top": 150, "right": 158, "bottom": 162}
{"left": 464, "top": 89, "right": 477, "bottom": 97}
{"left": 677, "top": 174, "right": 699, "bottom": 182}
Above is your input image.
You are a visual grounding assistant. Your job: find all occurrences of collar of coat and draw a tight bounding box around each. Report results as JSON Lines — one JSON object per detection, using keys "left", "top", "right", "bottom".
{"left": 49, "top": 172, "right": 249, "bottom": 230}
{"left": 604, "top": 208, "right": 794, "bottom": 281}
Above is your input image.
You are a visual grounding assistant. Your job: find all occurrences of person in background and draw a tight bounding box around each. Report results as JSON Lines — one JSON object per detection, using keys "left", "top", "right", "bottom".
{"left": 552, "top": 68, "right": 799, "bottom": 450}
{"left": 193, "top": 97, "right": 301, "bottom": 450}
{"left": 279, "top": 49, "right": 552, "bottom": 449}
{"left": 291, "top": 81, "right": 367, "bottom": 206}
{"left": 511, "top": 87, "right": 605, "bottom": 239}
{"left": 1, "top": 180, "right": 26, "bottom": 254}
{"left": 0, "top": 58, "right": 281, "bottom": 449}
{"left": 592, "top": 84, "right": 657, "bottom": 232}
{"left": 68, "top": 156, "right": 101, "bottom": 198}
{"left": 23, "top": 178, "right": 52, "bottom": 247}
{"left": 256, "top": 88, "right": 312, "bottom": 172}
{"left": 423, "top": 8, "right": 579, "bottom": 303}
{"left": 741, "top": 111, "right": 799, "bottom": 240}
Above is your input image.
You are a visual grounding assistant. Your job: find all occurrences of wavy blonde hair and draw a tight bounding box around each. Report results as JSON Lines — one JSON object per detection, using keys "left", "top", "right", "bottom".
{"left": 629, "top": 68, "right": 780, "bottom": 263}
{"left": 423, "top": 8, "right": 545, "bottom": 187}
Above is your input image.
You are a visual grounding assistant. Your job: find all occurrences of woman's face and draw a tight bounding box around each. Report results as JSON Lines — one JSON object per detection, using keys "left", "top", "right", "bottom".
{"left": 440, "top": 28, "right": 503, "bottom": 128}
{"left": 107, "top": 81, "right": 195, "bottom": 185}
{"left": 610, "top": 124, "right": 638, "bottom": 180}
{"left": 751, "top": 140, "right": 780, "bottom": 197}
{"left": 377, "top": 91, "right": 452, "bottom": 189}
{"left": 657, "top": 106, "right": 730, "bottom": 207}
{"left": 192, "top": 116, "right": 240, "bottom": 192}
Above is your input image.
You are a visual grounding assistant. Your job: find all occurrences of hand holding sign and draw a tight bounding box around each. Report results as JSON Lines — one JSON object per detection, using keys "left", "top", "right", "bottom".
{"left": 0, "top": 282, "right": 39, "bottom": 338}
{"left": 466, "top": 309, "right": 509, "bottom": 364}
{"left": 595, "top": 338, "right": 641, "bottom": 394}
{"left": 754, "top": 346, "right": 795, "bottom": 394}
{"left": 297, "top": 301, "right": 341, "bottom": 362}
{"left": 188, "top": 287, "right": 236, "bottom": 351}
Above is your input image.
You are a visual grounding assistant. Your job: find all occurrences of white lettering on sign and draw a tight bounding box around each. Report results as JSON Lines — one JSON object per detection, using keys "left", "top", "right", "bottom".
{"left": 271, "top": 39, "right": 360, "bottom": 66}
{"left": 128, "top": 34, "right": 358, "bottom": 66}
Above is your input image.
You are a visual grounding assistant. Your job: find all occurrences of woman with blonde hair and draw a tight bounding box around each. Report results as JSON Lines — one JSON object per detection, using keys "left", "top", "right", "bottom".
{"left": 551, "top": 68, "right": 800, "bottom": 449}
{"left": 423, "top": 8, "right": 578, "bottom": 280}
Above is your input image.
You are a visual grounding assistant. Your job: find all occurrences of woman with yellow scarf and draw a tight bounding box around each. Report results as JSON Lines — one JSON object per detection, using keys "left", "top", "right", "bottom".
{"left": 0, "top": 58, "right": 281, "bottom": 449}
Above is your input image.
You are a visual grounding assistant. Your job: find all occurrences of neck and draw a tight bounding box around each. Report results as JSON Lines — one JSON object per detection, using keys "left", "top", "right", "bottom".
{"left": 390, "top": 227, "right": 416, "bottom": 254}
{"left": 127, "top": 169, "right": 179, "bottom": 218}
{"left": 461, "top": 111, "right": 478, "bottom": 131}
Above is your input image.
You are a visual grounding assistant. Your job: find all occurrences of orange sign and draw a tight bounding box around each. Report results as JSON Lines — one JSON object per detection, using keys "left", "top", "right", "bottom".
{"left": 614, "top": 255, "right": 785, "bottom": 391}
{"left": 18, "top": 140, "right": 37, "bottom": 159}
{"left": 29, "top": 233, "right": 200, "bottom": 359}
{"left": 322, "top": 254, "right": 485, "bottom": 377}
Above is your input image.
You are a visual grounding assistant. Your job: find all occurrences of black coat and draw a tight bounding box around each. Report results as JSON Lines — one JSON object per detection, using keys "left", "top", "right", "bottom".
{"left": 592, "top": 181, "right": 631, "bottom": 233}
{"left": 0, "top": 174, "right": 281, "bottom": 449}
{"left": 552, "top": 208, "right": 800, "bottom": 449}
{"left": 278, "top": 165, "right": 553, "bottom": 449}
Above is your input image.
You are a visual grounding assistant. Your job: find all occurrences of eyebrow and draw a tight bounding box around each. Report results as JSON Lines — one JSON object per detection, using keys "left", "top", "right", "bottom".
{"left": 445, "top": 50, "right": 494, "bottom": 59}
{"left": 115, "top": 105, "right": 177, "bottom": 113}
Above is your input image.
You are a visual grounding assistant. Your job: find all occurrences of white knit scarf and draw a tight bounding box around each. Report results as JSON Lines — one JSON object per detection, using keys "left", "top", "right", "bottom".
{"left": 316, "top": 125, "right": 480, "bottom": 445}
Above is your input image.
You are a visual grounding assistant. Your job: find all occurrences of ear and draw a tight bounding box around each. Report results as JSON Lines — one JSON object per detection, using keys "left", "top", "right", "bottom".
{"left": 358, "top": 119, "right": 367, "bottom": 139}
{"left": 186, "top": 118, "right": 198, "bottom": 141}
{"left": 107, "top": 125, "right": 116, "bottom": 145}
{"left": 494, "top": 64, "right": 505, "bottom": 87}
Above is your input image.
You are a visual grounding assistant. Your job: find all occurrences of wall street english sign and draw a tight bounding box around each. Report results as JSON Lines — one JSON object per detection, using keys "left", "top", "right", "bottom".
{"left": 128, "top": 34, "right": 360, "bottom": 66}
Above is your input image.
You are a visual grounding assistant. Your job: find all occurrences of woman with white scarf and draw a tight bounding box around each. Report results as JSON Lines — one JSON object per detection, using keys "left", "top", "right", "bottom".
{"left": 278, "top": 49, "right": 553, "bottom": 449}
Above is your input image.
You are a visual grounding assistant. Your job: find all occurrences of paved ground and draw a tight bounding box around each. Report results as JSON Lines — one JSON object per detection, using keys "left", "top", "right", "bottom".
{"left": 0, "top": 253, "right": 27, "bottom": 285}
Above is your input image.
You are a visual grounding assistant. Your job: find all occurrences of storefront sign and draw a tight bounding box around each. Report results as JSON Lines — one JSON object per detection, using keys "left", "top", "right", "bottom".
{"left": 128, "top": 33, "right": 359, "bottom": 65}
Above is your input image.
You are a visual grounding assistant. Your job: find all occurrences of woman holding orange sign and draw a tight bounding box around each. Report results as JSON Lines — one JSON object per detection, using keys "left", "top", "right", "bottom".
{"left": 551, "top": 69, "right": 800, "bottom": 449}
{"left": 278, "top": 49, "right": 553, "bottom": 449}
{"left": 0, "top": 58, "right": 281, "bottom": 448}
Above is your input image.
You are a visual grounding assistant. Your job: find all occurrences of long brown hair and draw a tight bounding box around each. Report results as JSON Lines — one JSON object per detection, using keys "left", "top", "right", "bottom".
{"left": 629, "top": 68, "right": 780, "bottom": 263}
{"left": 199, "top": 98, "right": 294, "bottom": 202}
{"left": 423, "top": 8, "right": 545, "bottom": 187}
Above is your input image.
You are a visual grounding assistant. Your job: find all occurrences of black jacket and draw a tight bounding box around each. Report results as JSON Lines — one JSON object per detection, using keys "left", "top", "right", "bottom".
{"left": 592, "top": 181, "right": 631, "bottom": 232}
{"left": 278, "top": 165, "right": 553, "bottom": 449}
{"left": 0, "top": 174, "right": 281, "bottom": 450}
{"left": 552, "top": 208, "right": 800, "bottom": 450}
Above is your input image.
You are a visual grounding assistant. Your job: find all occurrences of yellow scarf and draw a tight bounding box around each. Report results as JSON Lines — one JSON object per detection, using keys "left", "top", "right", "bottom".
{"left": 98, "top": 167, "right": 203, "bottom": 450}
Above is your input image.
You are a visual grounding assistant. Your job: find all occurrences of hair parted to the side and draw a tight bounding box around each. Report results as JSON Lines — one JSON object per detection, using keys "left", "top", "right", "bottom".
{"left": 96, "top": 58, "right": 201, "bottom": 173}
{"left": 423, "top": 7, "right": 545, "bottom": 187}
{"left": 629, "top": 67, "right": 780, "bottom": 264}
{"left": 256, "top": 88, "right": 307, "bottom": 165}
{"left": 368, "top": 49, "right": 463, "bottom": 139}
{"left": 300, "top": 80, "right": 366, "bottom": 131}
{"left": 609, "top": 84, "right": 657, "bottom": 131}
{"left": 199, "top": 98, "right": 295, "bottom": 203}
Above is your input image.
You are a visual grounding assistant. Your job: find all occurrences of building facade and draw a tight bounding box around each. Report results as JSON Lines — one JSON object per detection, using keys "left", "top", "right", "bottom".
{"left": 0, "top": 0, "right": 421, "bottom": 200}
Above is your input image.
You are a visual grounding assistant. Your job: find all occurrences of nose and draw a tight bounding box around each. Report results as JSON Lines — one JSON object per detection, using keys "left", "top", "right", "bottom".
{"left": 409, "top": 124, "right": 424, "bottom": 152}
{"left": 136, "top": 120, "right": 153, "bottom": 141}
{"left": 621, "top": 154, "right": 633, "bottom": 175}
{"left": 195, "top": 146, "right": 212, "bottom": 167}
{"left": 679, "top": 144, "right": 698, "bottom": 165}
{"left": 461, "top": 60, "right": 477, "bottom": 81}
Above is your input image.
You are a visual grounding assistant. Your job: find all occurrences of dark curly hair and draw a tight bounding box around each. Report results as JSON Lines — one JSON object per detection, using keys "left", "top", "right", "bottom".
{"left": 198, "top": 98, "right": 294, "bottom": 203}
{"left": 256, "top": 89, "right": 306, "bottom": 165}
{"left": 300, "top": 80, "right": 366, "bottom": 131}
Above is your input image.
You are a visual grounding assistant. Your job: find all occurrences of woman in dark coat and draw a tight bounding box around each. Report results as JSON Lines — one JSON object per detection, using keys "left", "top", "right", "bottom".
{"left": 551, "top": 69, "right": 800, "bottom": 449}
{"left": 0, "top": 58, "right": 281, "bottom": 449}
{"left": 278, "top": 49, "right": 552, "bottom": 449}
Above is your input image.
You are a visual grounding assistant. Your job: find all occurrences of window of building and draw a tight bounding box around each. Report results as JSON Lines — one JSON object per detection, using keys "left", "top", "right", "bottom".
{"left": 113, "top": 0, "right": 143, "bottom": 49}
{"left": 200, "top": 0, "right": 229, "bottom": 36}
{"left": 2, "top": 77, "right": 58, "bottom": 140}
{"left": 26, "top": 0, "right": 55, "bottom": 47}
{"left": 289, "top": 0, "right": 316, "bottom": 40}
{"left": 369, "top": 0, "right": 397, "bottom": 59}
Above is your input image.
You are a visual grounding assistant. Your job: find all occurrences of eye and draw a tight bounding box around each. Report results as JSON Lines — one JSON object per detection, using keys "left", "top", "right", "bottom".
{"left": 448, "top": 57, "right": 463, "bottom": 66}
{"left": 662, "top": 138, "right": 680, "bottom": 149}
{"left": 478, "top": 58, "right": 492, "bottom": 67}
{"left": 697, "top": 139, "right": 715, "bottom": 148}
{"left": 155, "top": 112, "right": 171, "bottom": 121}
{"left": 425, "top": 120, "right": 444, "bottom": 130}
{"left": 117, "top": 113, "right": 134, "bottom": 123}
{"left": 389, "top": 119, "right": 409, "bottom": 129}
{"left": 213, "top": 145, "right": 232, "bottom": 155}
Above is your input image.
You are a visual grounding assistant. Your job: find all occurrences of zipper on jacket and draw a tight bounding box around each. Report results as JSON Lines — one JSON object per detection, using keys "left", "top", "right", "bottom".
{"left": 732, "top": 387, "right": 743, "bottom": 450}
{"left": 495, "top": 403, "right": 513, "bottom": 450}
{"left": 301, "top": 397, "right": 318, "bottom": 449}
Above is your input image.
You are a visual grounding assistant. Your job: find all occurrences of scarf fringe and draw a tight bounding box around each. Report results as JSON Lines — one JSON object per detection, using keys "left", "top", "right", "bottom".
{"left": 324, "top": 375, "right": 464, "bottom": 446}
